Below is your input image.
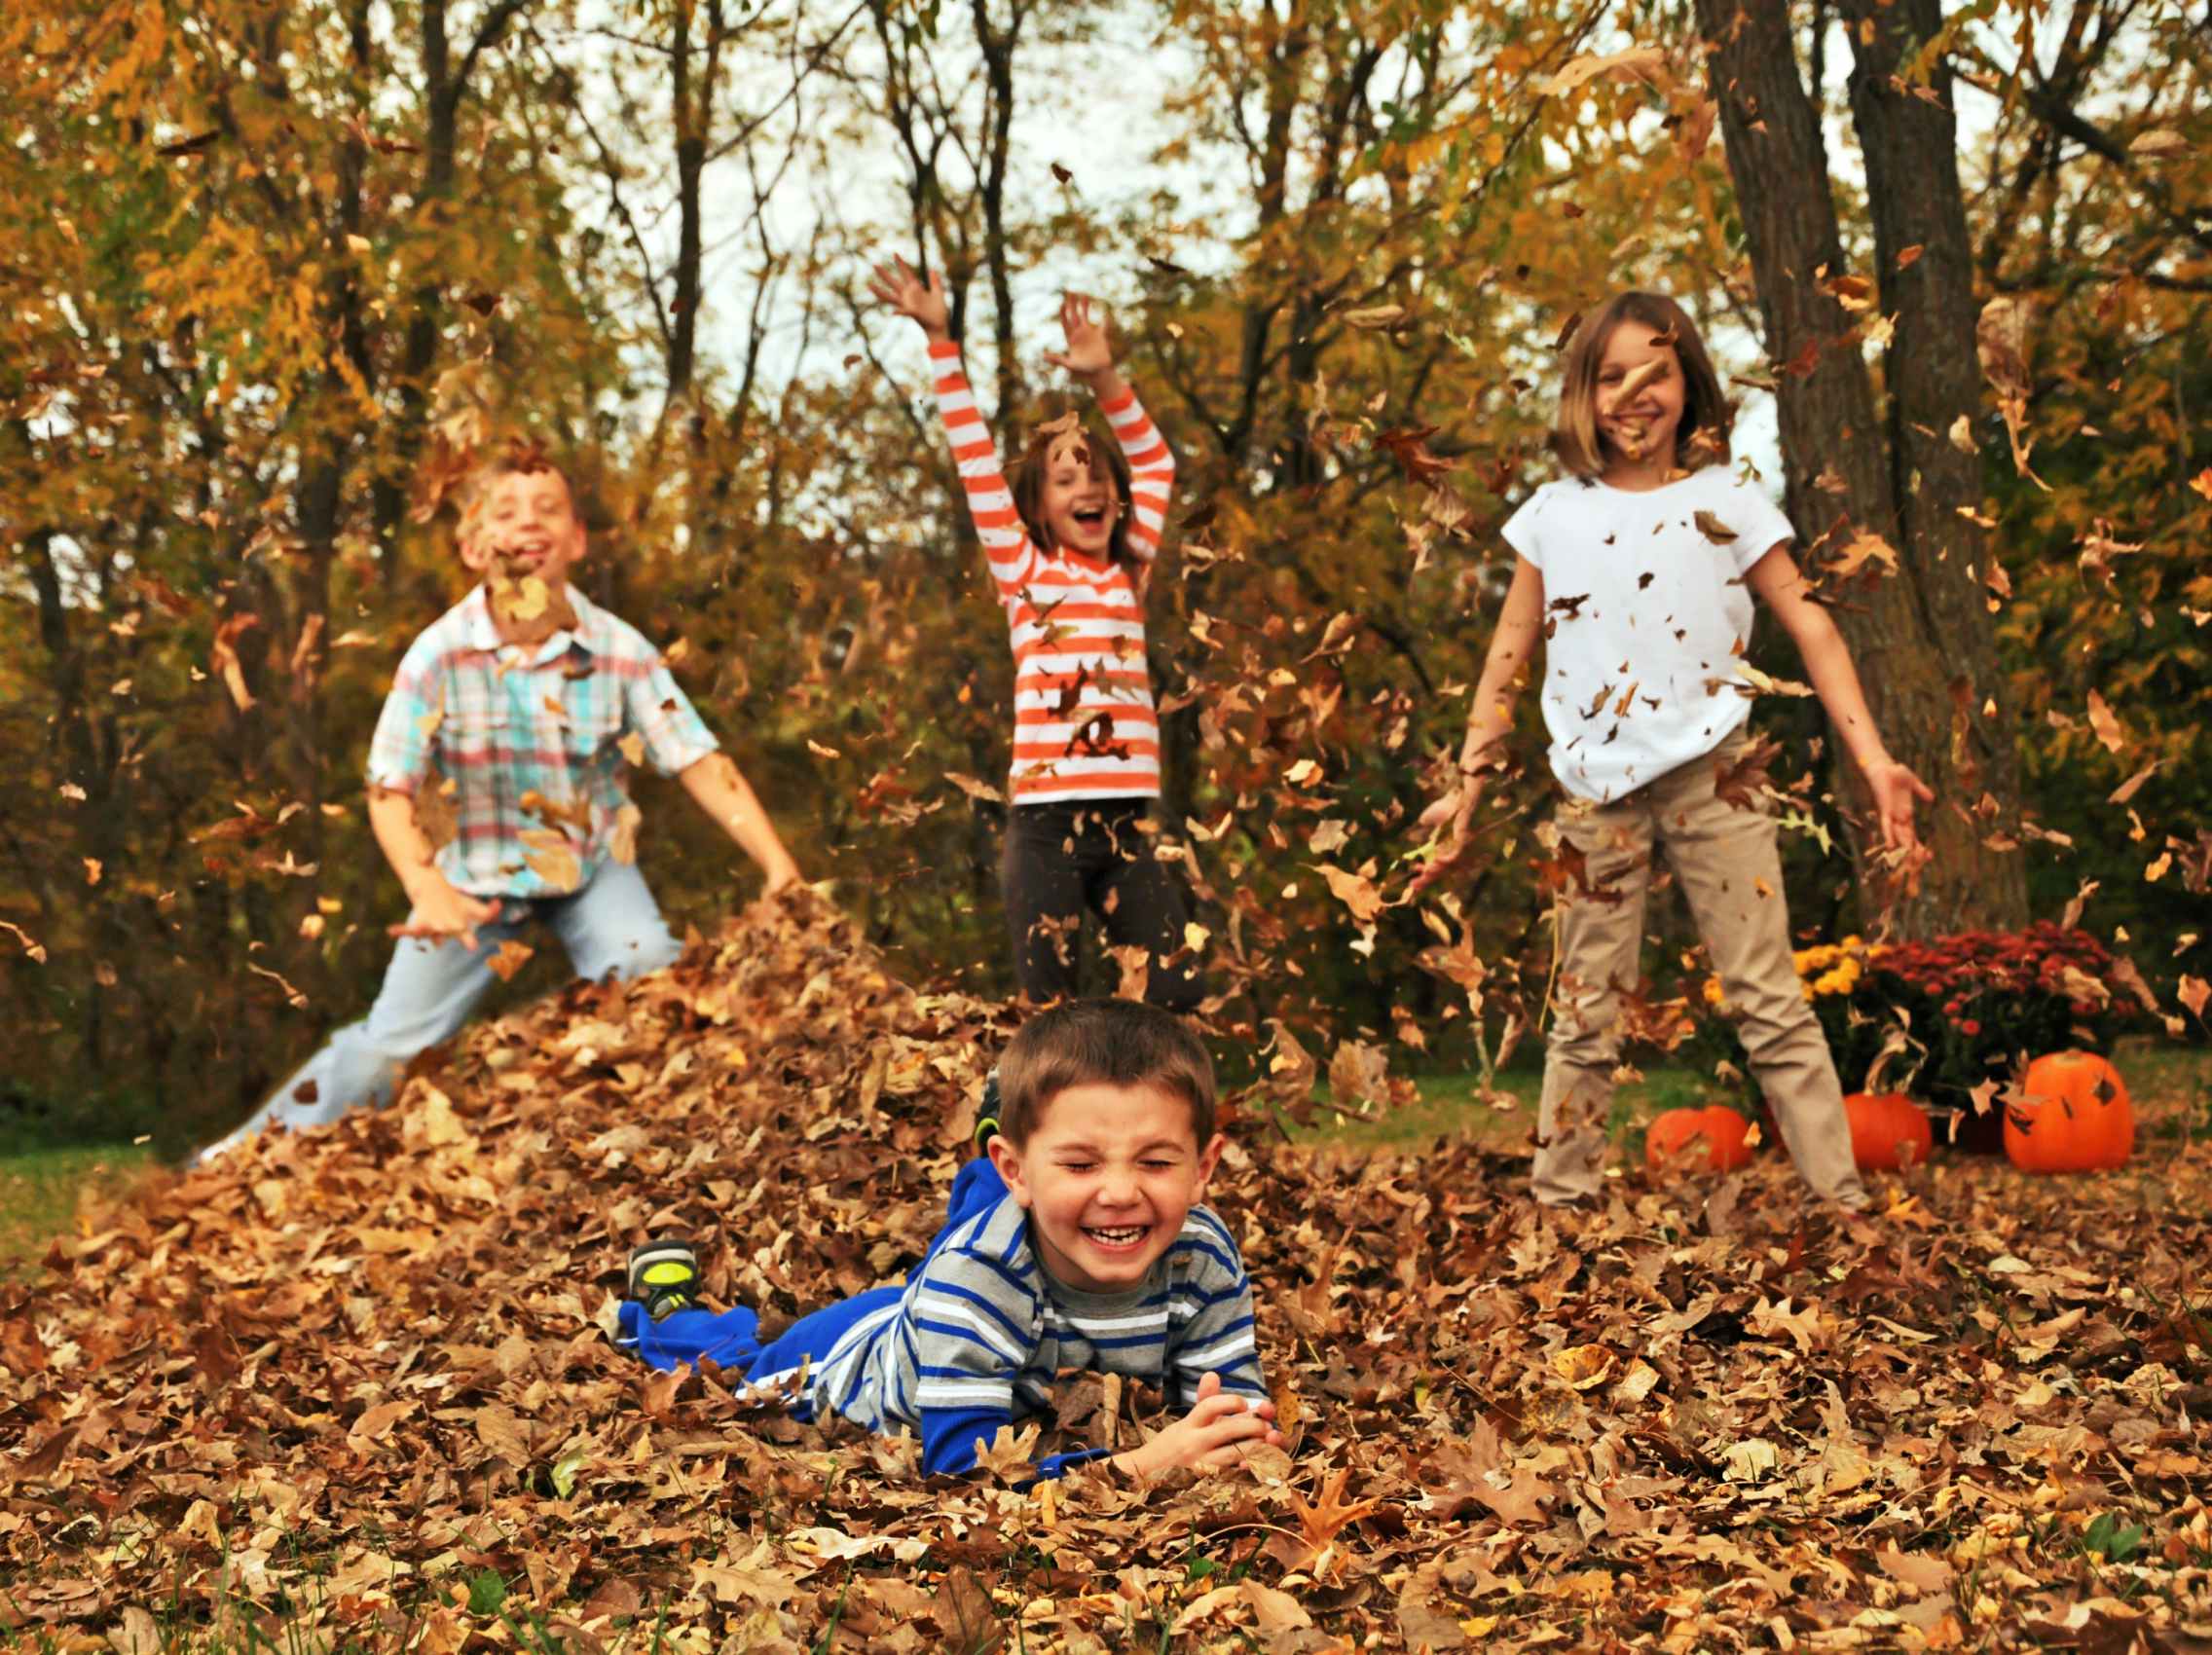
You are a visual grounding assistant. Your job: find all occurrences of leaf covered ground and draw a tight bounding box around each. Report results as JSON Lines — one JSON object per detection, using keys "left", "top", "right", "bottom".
{"left": 4, "top": 893, "right": 2210, "bottom": 1653}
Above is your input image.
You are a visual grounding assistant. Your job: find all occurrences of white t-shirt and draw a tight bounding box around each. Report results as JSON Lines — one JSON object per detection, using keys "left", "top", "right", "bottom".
{"left": 1499, "top": 466, "right": 1795, "bottom": 803}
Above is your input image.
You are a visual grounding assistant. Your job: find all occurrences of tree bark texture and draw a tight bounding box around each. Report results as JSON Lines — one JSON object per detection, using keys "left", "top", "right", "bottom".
{"left": 1837, "top": 0, "right": 2028, "bottom": 925}
{"left": 1694, "top": 0, "right": 2028, "bottom": 936}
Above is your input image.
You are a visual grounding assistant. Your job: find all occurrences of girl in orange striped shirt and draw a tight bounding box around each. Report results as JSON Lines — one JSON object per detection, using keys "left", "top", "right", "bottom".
{"left": 870, "top": 257, "right": 1200, "bottom": 1010}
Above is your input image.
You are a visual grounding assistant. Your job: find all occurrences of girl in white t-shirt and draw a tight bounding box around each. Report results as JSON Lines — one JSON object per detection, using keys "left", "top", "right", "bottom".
{"left": 1418, "top": 291, "right": 1932, "bottom": 1212}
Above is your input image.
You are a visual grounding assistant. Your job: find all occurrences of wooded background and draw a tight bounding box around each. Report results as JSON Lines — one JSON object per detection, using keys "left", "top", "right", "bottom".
{"left": 2, "top": 0, "right": 2205, "bottom": 1152}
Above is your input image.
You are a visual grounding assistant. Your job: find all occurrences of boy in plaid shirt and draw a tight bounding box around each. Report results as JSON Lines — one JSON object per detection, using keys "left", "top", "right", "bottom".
{"left": 199, "top": 449, "right": 800, "bottom": 1160}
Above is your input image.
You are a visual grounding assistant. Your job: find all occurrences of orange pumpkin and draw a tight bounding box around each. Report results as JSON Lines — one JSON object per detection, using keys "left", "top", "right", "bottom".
{"left": 1645, "top": 1106, "right": 1755, "bottom": 1175}
{"left": 1844, "top": 1091, "right": 1934, "bottom": 1171}
{"left": 2004, "top": 1051, "right": 2134, "bottom": 1173}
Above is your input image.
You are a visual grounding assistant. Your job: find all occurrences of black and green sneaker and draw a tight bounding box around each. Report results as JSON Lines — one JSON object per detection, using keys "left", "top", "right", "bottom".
{"left": 626, "top": 1239, "right": 702, "bottom": 1321}
{"left": 974, "top": 1069, "right": 1004, "bottom": 1155}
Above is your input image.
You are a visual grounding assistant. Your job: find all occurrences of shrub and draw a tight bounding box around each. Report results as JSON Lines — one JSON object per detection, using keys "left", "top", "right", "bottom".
{"left": 1698, "top": 924, "right": 2148, "bottom": 1124}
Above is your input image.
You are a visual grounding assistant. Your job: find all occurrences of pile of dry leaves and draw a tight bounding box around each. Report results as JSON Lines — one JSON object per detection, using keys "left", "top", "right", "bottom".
{"left": 3, "top": 890, "right": 2209, "bottom": 1653}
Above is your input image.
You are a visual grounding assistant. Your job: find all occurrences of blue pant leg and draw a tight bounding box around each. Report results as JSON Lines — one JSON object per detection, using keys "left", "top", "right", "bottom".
{"left": 197, "top": 915, "right": 525, "bottom": 1160}
{"left": 548, "top": 859, "right": 682, "bottom": 983}
{"left": 742, "top": 1285, "right": 907, "bottom": 1415}
{"left": 619, "top": 1300, "right": 762, "bottom": 1373}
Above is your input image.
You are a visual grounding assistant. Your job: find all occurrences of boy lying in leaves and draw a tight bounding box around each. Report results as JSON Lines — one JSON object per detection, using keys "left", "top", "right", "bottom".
{"left": 618, "top": 999, "right": 1282, "bottom": 1481}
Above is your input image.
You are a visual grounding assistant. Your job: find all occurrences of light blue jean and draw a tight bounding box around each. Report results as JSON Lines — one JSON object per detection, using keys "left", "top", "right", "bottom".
{"left": 200, "top": 859, "right": 681, "bottom": 1160}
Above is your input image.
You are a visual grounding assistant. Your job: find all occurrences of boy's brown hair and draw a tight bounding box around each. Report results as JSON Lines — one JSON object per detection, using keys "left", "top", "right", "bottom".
{"left": 452, "top": 438, "right": 590, "bottom": 535}
{"left": 1009, "top": 414, "right": 1138, "bottom": 566}
{"left": 996, "top": 999, "right": 1215, "bottom": 1146}
{"left": 1551, "top": 291, "right": 1733, "bottom": 479}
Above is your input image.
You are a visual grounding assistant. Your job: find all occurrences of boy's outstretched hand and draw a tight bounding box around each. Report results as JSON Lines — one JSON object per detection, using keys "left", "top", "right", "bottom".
{"left": 866, "top": 255, "right": 950, "bottom": 343}
{"left": 1043, "top": 293, "right": 1114, "bottom": 382}
{"left": 1117, "top": 1371, "right": 1285, "bottom": 1478}
{"left": 391, "top": 871, "right": 501, "bottom": 953}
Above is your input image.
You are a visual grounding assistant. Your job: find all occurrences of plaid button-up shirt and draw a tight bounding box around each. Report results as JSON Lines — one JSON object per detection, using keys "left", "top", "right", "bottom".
{"left": 366, "top": 585, "right": 719, "bottom": 899}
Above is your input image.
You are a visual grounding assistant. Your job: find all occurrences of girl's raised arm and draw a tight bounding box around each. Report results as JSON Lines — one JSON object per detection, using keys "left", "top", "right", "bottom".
{"left": 868, "top": 256, "right": 1036, "bottom": 595}
{"left": 1047, "top": 293, "right": 1175, "bottom": 564}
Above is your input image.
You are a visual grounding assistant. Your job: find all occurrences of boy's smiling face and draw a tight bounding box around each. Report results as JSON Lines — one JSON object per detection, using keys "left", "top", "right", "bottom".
{"left": 988, "top": 1082, "right": 1225, "bottom": 1295}
{"left": 461, "top": 467, "right": 587, "bottom": 592}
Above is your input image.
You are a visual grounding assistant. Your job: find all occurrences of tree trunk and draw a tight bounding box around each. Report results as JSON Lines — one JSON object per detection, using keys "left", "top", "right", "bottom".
{"left": 1838, "top": 0, "right": 2028, "bottom": 928}
{"left": 971, "top": 0, "right": 1027, "bottom": 427}
{"left": 1693, "top": 0, "right": 2026, "bottom": 936}
{"left": 667, "top": 0, "right": 707, "bottom": 403}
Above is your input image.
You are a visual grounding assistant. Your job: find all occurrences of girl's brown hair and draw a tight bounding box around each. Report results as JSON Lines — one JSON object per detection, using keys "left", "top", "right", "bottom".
{"left": 1010, "top": 414, "right": 1137, "bottom": 565}
{"left": 1551, "top": 291, "right": 1733, "bottom": 479}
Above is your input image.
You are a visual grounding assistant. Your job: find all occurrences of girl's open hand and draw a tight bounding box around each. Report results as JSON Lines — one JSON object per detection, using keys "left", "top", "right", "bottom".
{"left": 1118, "top": 1371, "right": 1283, "bottom": 1478}
{"left": 1043, "top": 293, "right": 1115, "bottom": 380}
{"left": 866, "top": 256, "right": 950, "bottom": 341}
{"left": 1863, "top": 757, "right": 1935, "bottom": 854}
{"left": 1408, "top": 785, "right": 1479, "bottom": 896}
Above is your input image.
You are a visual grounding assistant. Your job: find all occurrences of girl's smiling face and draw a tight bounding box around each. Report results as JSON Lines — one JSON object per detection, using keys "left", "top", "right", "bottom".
{"left": 1594, "top": 325, "right": 1687, "bottom": 470}
{"left": 1039, "top": 445, "right": 1122, "bottom": 559}
{"left": 987, "top": 1082, "right": 1224, "bottom": 1294}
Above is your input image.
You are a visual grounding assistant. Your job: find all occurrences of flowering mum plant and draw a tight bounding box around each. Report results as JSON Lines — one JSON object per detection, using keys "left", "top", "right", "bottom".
{"left": 1699, "top": 924, "right": 2149, "bottom": 1132}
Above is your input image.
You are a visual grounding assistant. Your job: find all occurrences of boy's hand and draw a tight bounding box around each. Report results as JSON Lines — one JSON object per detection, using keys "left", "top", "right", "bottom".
{"left": 1043, "top": 293, "right": 1114, "bottom": 381}
{"left": 866, "top": 255, "right": 951, "bottom": 342}
{"left": 1863, "top": 756, "right": 1935, "bottom": 853}
{"left": 1117, "top": 1372, "right": 1284, "bottom": 1479}
{"left": 390, "top": 871, "right": 501, "bottom": 953}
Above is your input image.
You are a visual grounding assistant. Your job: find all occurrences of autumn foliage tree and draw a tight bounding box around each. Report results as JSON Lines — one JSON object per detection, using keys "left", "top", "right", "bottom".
{"left": 1, "top": 0, "right": 2203, "bottom": 1150}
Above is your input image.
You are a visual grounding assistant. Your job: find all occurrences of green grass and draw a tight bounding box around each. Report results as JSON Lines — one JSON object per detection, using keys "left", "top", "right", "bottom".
{"left": 1298, "top": 1037, "right": 2212, "bottom": 1154}
{"left": 0, "top": 1142, "right": 153, "bottom": 1279}
{"left": 1295, "top": 1062, "right": 1723, "bottom": 1152}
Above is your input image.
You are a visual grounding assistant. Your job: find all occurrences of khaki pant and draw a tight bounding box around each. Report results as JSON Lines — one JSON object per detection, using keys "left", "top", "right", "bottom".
{"left": 1533, "top": 734, "right": 1868, "bottom": 1209}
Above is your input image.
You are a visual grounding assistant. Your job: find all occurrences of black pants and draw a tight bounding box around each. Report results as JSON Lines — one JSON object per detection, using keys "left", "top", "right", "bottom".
{"left": 1003, "top": 801, "right": 1203, "bottom": 1011}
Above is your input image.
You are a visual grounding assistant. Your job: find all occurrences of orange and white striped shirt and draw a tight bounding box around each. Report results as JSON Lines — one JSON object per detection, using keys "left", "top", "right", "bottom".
{"left": 929, "top": 339, "right": 1174, "bottom": 805}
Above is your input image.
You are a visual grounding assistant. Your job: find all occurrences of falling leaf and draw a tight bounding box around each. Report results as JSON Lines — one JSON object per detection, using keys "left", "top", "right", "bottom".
{"left": 1317, "top": 863, "right": 1384, "bottom": 924}
{"left": 2179, "top": 975, "right": 2208, "bottom": 1020}
{"left": 247, "top": 963, "right": 309, "bottom": 1010}
{"left": 944, "top": 772, "right": 1006, "bottom": 804}
{"left": 1543, "top": 46, "right": 1667, "bottom": 97}
{"left": 1677, "top": 97, "right": 1717, "bottom": 162}
{"left": 2108, "top": 760, "right": 2160, "bottom": 805}
{"left": 2128, "top": 129, "right": 2190, "bottom": 159}
{"left": 2084, "top": 689, "right": 2125, "bottom": 754}
{"left": 210, "top": 612, "right": 261, "bottom": 713}
{"left": 1825, "top": 530, "right": 1898, "bottom": 578}
{"left": 0, "top": 920, "right": 47, "bottom": 964}
{"left": 486, "top": 940, "right": 535, "bottom": 982}
{"left": 84, "top": 858, "right": 102, "bottom": 886}
{"left": 1692, "top": 510, "right": 1737, "bottom": 544}
{"left": 1976, "top": 295, "right": 2041, "bottom": 482}
{"left": 1343, "top": 304, "right": 1409, "bottom": 331}
{"left": 1380, "top": 423, "right": 1451, "bottom": 482}
{"left": 1729, "top": 662, "right": 1815, "bottom": 699}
